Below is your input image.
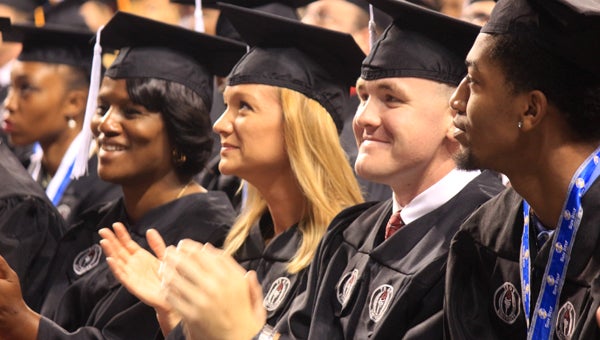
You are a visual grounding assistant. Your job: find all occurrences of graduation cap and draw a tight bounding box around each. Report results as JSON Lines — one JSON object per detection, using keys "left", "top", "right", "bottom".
{"left": 482, "top": 0, "right": 600, "bottom": 77}
{"left": 71, "top": 11, "right": 246, "bottom": 178}
{"left": 219, "top": 3, "right": 365, "bottom": 132}
{"left": 100, "top": 11, "right": 246, "bottom": 102}
{"left": 43, "top": 0, "right": 92, "bottom": 29}
{"left": 1, "top": 23, "right": 94, "bottom": 72}
{"left": 362, "top": 0, "right": 480, "bottom": 86}
{"left": 0, "top": 0, "right": 44, "bottom": 13}
{"left": 171, "top": 0, "right": 308, "bottom": 39}
{"left": 0, "top": 16, "right": 9, "bottom": 30}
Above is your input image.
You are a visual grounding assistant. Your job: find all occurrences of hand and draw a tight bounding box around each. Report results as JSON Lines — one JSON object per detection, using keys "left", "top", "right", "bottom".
{"left": 99, "top": 223, "right": 181, "bottom": 334}
{"left": 161, "top": 241, "right": 267, "bottom": 340}
{"left": 596, "top": 306, "right": 600, "bottom": 328}
{"left": 0, "top": 255, "right": 40, "bottom": 340}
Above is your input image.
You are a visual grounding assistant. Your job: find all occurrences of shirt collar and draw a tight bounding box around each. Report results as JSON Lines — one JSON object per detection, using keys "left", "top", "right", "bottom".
{"left": 393, "top": 169, "right": 481, "bottom": 225}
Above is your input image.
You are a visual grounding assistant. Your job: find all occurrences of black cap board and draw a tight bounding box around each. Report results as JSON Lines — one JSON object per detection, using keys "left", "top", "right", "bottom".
{"left": 362, "top": 0, "right": 480, "bottom": 86}
{"left": 171, "top": 0, "right": 309, "bottom": 41}
{"left": 170, "top": 0, "right": 312, "bottom": 7}
{"left": 219, "top": 2, "right": 365, "bottom": 132}
{"left": 482, "top": 0, "right": 600, "bottom": 78}
{"left": 99, "top": 11, "right": 247, "bottom": 105}
{"left": 1, "top": 23, "right": 94, "bottom": 73}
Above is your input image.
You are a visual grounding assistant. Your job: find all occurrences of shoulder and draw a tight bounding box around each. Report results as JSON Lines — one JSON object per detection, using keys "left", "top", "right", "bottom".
{"left": 453, "top": 187, "right": 523, "bottom": 259}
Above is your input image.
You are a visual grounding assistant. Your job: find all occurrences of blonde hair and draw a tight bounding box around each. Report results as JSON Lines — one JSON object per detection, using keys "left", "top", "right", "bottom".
{"left": 223, "top": 87, "right": 364, "bottom": 273}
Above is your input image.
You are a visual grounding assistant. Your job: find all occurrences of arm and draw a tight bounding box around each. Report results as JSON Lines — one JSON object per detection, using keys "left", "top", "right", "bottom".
{"left": 161, "top": 241, "right": 266, "bottom": 340}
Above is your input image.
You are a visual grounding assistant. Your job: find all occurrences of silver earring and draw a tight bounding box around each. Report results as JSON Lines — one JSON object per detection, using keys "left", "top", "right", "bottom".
{"left": 518, "top": 121, "right": 523, "bottom": 129}
{"left": 67, "top": 117, "right": 77, "bottom": 129}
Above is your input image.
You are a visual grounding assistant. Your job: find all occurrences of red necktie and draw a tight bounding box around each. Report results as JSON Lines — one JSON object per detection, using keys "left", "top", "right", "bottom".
{"left": 385, "top": 210, "right": 404, "bottom": 239}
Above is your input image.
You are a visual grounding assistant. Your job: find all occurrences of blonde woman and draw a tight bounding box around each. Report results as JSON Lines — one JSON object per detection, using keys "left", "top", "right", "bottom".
{"left": 99, "top": 4, "right": 365, "bottom": 338}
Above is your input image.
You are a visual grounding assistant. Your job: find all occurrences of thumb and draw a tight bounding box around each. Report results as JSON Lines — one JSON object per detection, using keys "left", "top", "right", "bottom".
{"left": 147, "top": 229, "right": 167, "bottom": 260}
{"left": 0, "top": 255, "right": 15, "bottom": 280}
{"left": 246, "top": 270, "right": 266, "bottom": 323}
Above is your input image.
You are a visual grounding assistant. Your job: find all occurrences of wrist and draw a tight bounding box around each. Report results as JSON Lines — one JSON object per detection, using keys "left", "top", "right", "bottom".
{"left": 254, "top": 324, "right": 280, "bottom": 340}
{"left": 0, "top": 305, "right": 40, "bottom": 340}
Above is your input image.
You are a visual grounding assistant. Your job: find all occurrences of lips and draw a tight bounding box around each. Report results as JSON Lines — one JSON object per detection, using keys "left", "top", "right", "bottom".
{"left": 452, "top": 118, "right": 468, "bottom": 141}
{"left": 97, "top": 139, "right": 128, "bottom": 153}
{"left": 1, "top": 120, "right": 13, "bottom": 133}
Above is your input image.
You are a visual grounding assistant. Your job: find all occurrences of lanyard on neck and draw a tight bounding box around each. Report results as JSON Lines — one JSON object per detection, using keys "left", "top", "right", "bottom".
{"left": 520, "top": 147, "right": 600, "bottom": 339}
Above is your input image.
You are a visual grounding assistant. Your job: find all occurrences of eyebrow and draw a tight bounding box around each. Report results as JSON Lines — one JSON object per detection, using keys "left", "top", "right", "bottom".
{"left": 465, "top": 59, "right": 479, "bottom": 71}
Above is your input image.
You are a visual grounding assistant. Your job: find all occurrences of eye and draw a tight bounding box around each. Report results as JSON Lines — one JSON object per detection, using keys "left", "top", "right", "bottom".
{"left": 384, "top": 94, "right": 401, "bottom": 103}
{"left": 96, "top": 104, "right": 110, "bottom": 116}
{"left": 239, "top": 100, "right": 253, "bottom": 111}
{"left": 123, "top": 107, "right": 142, "bottom": 117}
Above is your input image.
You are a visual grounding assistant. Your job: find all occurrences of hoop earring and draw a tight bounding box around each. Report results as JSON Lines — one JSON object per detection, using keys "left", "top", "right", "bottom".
{"left": 172, "top": 149, "right": 187, "bottom": 165}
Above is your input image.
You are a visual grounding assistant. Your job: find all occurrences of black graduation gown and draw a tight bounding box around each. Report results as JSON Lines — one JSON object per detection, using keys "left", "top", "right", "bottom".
{"left": 279, "top": 171, "right": 504, "bottom": 339}
{"left": 37, "top": 192, "right": 235, "bottom": 340}
{"left": 33, "top": 155, "right": 122, "bottom": 227}
{"left": 57, "top": 155, "right": 121, "bottom": 226}
{"left": 165, "top": 216, "right": 308, "bottom": 340}
{"left": 444, "top": 180, "right": 600, "bottom": 340}
{"left": 235, "top": 215, "right": 306, "bottom": 326}
{"left": 0, "top": 141, "right": 65, "bottom": 312}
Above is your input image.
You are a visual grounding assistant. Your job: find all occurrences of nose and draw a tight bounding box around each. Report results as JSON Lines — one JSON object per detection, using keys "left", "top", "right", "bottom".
{"left": 96, "top": 107, "right": 121, "bottom": 137}
{"left": 3, "top": 87, "right": 17, "bottom": 114}
{"left": 354, "top": 95, "right": 380, "bottom": 129}
{"left": 213, "top": 107, "right": 232, "bottom": 136}
{"left": 450, "top": 77, "right": 470, "bottom": 116}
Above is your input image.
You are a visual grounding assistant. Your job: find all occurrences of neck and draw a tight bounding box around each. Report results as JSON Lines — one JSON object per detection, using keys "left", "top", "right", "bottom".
{"left": 121, "top": 173, "right": 203, "bottom": 224}
{"left": 40, "top": 129, "right": 80, "bottom": 177}
{"left": 508, "top": 142, "right": 600, "bottom": 229}
{"left": 253, "top": 169, "right": 305, "bottom": 236}
{"left": 390, "top": 157, "right": 456, "bottom": 206}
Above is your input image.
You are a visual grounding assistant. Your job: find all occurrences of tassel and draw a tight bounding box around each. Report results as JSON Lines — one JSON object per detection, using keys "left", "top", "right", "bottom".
{"left": 194, "top": 0, "right": 205, "bottom": 33}
{"left": 72, "top": 26, "right": 104, "bottom": 179}
{"left": 368, "top": 4, "right": 377, "bottom": 50}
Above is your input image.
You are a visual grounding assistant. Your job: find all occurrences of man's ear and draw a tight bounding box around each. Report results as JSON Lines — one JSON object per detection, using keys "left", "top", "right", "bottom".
{"left": 520, "top": 90, "right": 548, "bottom": 130}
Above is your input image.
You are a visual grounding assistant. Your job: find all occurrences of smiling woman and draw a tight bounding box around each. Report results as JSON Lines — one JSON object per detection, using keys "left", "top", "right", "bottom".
{"left": 0, "top": 24, "right": 120, "bottom": 226}
{"left": 0, "top": 12, "right": 246, "bottom": 340}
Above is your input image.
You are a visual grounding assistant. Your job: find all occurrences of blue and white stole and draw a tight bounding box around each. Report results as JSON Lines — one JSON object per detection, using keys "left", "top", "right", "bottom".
{"left": 29, "top": 133, "right": 83, "bottom": 206}
{"left": 520, "top": 146, "right": 600, "bottom": 339}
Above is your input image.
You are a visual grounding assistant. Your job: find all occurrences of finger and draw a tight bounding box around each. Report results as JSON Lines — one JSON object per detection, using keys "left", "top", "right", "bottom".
{"left": 0, "top": 255, "right": 15, "bottom": 280}
{"left": 105, "top": 256, "right": 128, "bottom": 283}
{"left": 99, "top": 238, "right": 117, "bottom": 259}
{"left": 147, "top": 229, "right": 167, "bottom": 260}
{"left": 596, "top": 306, "right": 600, "bottom": 328}
{"left": 112, "top": 223, "right": 140, "bottom": 254}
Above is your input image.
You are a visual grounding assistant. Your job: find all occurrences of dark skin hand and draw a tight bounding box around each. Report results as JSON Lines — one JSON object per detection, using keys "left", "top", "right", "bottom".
{"left": 0, "top": 255, "right": 40, "bottom": 340}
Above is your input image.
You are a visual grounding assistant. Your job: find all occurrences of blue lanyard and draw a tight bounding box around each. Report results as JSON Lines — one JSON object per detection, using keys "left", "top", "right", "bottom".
{"left": 520, "top": 147, "right": 600, "bottom": 339}
{"left": 51, "top": 161, "right": 75, "bottom": 206}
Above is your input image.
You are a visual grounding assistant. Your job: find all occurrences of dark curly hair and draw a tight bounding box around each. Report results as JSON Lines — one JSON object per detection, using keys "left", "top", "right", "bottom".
{"left": 488, "top": 33, "right": 600, "bottom": 142}
{"left": 125, "top": 78, "right": 213, "bottom": 178}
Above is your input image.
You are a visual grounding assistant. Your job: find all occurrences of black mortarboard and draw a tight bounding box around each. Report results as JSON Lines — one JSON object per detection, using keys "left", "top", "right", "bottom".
{"left": 43, "top": 0, "right": 90, "bottom": 30}
{"left": 482, "top": 0, "right": 600, "bottom": 77}
{"left": 0, "top": 0, "right": 44, "bottom": 13}
{"left": 0, "top": 16, "right": 9, "bottom": 30}
{"left": 172, "top": 0, "right": 310, "bottom": 40}
{"left": 100, "top": 11, "right": 246, "bottom": 104}
{"left": 362, "top": 0, "right": 480, "bottom": 86}
{"left": 219, "top": 2, "right": 365, "bottom": 132}
{"left": 1, "top": 23, "right": 94, "bottom": 72}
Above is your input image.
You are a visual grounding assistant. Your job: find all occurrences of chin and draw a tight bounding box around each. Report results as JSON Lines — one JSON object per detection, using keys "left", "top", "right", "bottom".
{"left": 453, "top": 147, "right": 482, "bottom": 171}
